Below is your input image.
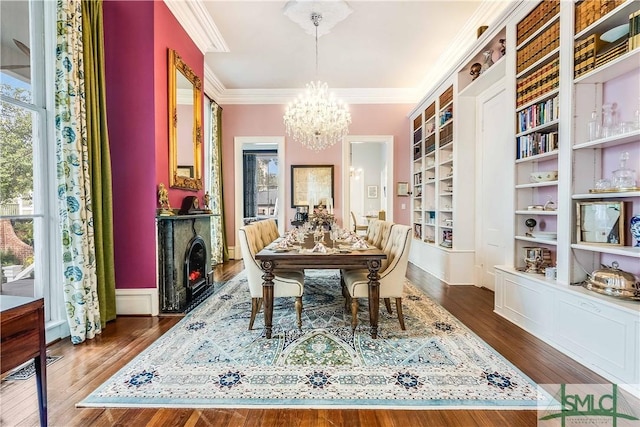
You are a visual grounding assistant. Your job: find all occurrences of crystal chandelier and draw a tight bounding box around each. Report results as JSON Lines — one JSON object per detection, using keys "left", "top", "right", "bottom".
{"left": 283, "top": 12, "right": 351, "bottom": 151}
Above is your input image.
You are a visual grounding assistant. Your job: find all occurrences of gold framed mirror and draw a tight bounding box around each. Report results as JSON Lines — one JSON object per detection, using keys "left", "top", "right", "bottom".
{"left": 168, "top": 48, "right": 202, "bottom": 191}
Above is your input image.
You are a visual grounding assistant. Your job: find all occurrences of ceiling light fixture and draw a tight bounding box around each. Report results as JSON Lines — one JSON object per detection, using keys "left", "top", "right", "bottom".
{"left": 283, "top": 11, "right": 351, "bottom": 151}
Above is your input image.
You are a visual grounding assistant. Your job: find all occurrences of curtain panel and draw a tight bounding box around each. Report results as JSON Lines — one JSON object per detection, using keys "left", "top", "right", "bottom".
{"left": 55, "top": 0, "right": 116, "bottom": 343}
{"left": 81, "top": 0, "right": 116, "bottom": 325}
{"left": 243, "top": 154, "right": 257, "bottom": 218}
{"left": 208, "top": 102, "right": 228, "bottom": 264}
{"left": 55, "top": 0, "right": 102, "bottom": 344}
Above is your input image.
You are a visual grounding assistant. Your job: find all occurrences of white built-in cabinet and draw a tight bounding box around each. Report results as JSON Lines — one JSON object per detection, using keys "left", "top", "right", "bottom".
{"left": 409, "top": 0, "right": 640, "bottom": 394}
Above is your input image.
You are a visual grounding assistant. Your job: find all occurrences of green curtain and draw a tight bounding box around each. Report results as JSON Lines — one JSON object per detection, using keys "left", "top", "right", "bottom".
{"left": 209, "top": 102, "right": 228, "bottom": 263}
{"left": 81, "top": 0, "right": 116, "bottom": 325}
{"left": 55, "top": 0, "right": 102, "bottom": 344}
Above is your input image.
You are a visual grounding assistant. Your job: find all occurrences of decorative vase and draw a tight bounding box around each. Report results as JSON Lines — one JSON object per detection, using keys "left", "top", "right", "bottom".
{"left": 631, "top": 215, "right": 640, "bottom": 247}
{"left": 481, "top": 49, "right": 494, "bottom": 73}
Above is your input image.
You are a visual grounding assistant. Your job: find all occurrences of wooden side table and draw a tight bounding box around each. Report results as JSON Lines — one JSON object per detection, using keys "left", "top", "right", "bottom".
{"left": 1, "top": 296, "right": 47, "bottom": 427}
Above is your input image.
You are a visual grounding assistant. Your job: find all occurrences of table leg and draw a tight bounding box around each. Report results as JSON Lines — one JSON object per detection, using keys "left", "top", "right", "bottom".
{"left": 260, "top": 260, "right": 275, "bottom": 339}
{"left": 366, "top": 259, "right": 382, "bottom": 339}
{"left": 34, "top": 353, "right": 47, "bottom": 427}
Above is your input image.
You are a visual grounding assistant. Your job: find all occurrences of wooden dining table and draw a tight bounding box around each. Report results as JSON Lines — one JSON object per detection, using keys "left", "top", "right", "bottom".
{"left": 255, "top": 244, "right": 387, "bottom": 339}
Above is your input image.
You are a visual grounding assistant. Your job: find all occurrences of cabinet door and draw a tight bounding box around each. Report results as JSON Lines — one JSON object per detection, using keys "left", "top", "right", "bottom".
{"left": 552, "top": 291, "right": 639, "bottom": 385}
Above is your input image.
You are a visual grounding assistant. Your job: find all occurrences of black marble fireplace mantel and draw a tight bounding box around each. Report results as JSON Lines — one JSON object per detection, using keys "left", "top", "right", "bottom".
{"left": 157, "top": 214, "right": 213, "bottom": 313}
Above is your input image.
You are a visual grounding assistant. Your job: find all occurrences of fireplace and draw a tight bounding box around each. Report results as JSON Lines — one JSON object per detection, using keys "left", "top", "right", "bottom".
{"left": 184, "top": 235, "right": 208, "bottom": 302}
{"left": 157, "top": 215, "right": 213, "bottom": 313}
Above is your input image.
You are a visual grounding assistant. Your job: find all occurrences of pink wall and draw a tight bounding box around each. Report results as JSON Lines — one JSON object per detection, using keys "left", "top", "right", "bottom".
{"left": 221, "top": 103, "right": 413, "bottom": 248}
{"left": 104, "top": 0, "right": 203, "bottom": 289}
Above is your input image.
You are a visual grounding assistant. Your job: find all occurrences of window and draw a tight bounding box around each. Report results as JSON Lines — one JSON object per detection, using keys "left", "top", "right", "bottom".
{"left": 242, "top": 150, "right": 278, "bottom": 220}
{"left": 1, "top": 1, "right": 64, "bottom": 338}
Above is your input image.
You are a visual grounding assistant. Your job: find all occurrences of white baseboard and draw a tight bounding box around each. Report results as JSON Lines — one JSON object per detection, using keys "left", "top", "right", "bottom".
{"left": 229, "top": 246, "right": 238, "bottom": 260}
{"left": 116, "top": 288, "right": 159, "bottom": 316}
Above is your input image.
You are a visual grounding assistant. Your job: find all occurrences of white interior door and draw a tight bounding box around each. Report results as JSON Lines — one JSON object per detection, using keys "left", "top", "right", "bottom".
{"left": 476, "top": 83, "right": 508, "bottom": 290}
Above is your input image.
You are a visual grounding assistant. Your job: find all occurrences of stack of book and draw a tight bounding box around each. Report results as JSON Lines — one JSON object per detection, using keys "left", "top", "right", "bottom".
{"left": 595, "top": 38, "right": 628, "bottom": 68}
{"left": 516, "top": 59, "right": 560, "bottom": 107}
{"left": 517, "top": 0, "right": 560, "bottom": 46}
{"left": 574, "top": 34, "right": 605, "bottom": 78}
{"left": 517, "top": 20, "right": 560, "bottom": 74}
{"left": 439, "top": 122, "right": 453, "bottom": 146}
{"left": 575, "top": 0, "right": 624, "bottom": 35}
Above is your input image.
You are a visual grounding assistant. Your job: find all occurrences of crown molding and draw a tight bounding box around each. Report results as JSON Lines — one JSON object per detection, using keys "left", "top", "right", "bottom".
{"left": 215, "top": 87, "right": 418, "bottom": 105}
{"left": 163, "top": 0, "right": 229, "bottom": 54}
{"left": 204, "top": 64, "right": 225, "bottom": 101}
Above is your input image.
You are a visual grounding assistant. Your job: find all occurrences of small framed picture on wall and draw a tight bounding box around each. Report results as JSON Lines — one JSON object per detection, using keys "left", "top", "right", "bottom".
{"left": 397, "top": 182, "right": 409, "bottom": 197}
{"left": 367, "top": 185, "right": 378, "bottom": 199}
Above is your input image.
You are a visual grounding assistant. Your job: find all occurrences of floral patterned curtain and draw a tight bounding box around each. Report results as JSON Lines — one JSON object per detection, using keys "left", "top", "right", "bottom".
{"left": 209, "top": 102, "right": 228, "bottom": 264}
{"left": 55, "top": 0, "right": 101, "bottom": 343}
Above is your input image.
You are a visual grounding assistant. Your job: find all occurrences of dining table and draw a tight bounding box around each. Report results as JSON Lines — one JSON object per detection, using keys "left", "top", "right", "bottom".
{"left": 255, "top": 238, "right": 387, "bottom": 339}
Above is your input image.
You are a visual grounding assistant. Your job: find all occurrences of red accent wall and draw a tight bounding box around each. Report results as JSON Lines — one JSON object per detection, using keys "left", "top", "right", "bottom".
{"left": 221, "top": 103, "right": 412, "bottom": 248}
{"left": 104, "top": 0, "right": 203, "bottom": 289}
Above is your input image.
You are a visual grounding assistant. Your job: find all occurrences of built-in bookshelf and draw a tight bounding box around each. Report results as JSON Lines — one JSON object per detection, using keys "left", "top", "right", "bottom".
{"left": 512, "top": 0, "right": 561, "bottom": 273}
{"left": 410, "top": 0, "right": 639, "bottom": 395}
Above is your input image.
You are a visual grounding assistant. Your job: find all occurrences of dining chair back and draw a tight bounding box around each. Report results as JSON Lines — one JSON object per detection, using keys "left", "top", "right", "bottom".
{"left": 342, "top": 224, "right": 412, "bottom": 330}
{"left": 238, "top": 224, "right": 304, "bottom": 330}
{"left": 350, "top": 211, "right": 368, "bottom": 235}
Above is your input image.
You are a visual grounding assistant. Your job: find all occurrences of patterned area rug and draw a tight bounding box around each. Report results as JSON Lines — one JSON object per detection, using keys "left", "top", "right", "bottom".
{"left": 78, "top": 270, "right": 547, "bottom": 409}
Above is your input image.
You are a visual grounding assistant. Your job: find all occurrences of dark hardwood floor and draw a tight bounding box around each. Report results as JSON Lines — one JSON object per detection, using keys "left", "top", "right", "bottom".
{"left": 0, "top": 261, "right": 621, "bottom": 426}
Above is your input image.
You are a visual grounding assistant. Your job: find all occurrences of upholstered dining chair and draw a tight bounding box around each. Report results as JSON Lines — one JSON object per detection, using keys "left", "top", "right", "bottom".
{"left": 342, "top": 224, "right": 412, "bottom": 331}
{"left": 366, "top": 220, "right": 394, "bottom": 251}
{"left": 350, "top": 211, "right": 368, "bottom": 235}
{"left": 238, "top": 224, "right": 304, "bottom": 330}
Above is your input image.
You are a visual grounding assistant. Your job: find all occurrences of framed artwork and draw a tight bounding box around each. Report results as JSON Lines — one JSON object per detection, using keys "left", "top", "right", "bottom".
{"left": 291, "top": 165, "right": 334, "bottom": 207}
{"left": 397, "top": 182, "right": 410, "bottom": 197}
{"left": 367, "top": 185, "right": 378, "bottom": 199}
{"left": 576, "top": 201, "right": 625, "bottom": 245}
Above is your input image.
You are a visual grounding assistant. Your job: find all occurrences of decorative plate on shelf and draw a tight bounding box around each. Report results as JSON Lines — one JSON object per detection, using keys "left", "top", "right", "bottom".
{"left": 600, "top": 24, "right": 629, "bottom": 43}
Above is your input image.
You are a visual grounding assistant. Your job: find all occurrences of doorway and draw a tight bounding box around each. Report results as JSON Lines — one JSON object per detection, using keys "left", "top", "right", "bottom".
{"left": 342, "top": 136, "right": 394, "bottom": 231}
{"left": 475, "top": 82, "right": 509, "bottom": 290}
{"left": 233, "top": 137, "right": 285, "bottom": 258}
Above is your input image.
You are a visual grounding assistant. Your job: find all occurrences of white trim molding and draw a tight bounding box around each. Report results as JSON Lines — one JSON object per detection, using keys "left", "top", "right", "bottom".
{"left": 164, "top": 0, "right": 229, "bottom": 54}
{"left": 216, "top": 87, "right": 418, "bottom": 105}
{"left": 116, "top": 288, "right": 159, "bottom": 316}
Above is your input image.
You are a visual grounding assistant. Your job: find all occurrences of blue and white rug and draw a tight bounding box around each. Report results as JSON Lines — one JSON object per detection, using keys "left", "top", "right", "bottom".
{"left": 78, "top": 270, "right": 547, "bottom": 409}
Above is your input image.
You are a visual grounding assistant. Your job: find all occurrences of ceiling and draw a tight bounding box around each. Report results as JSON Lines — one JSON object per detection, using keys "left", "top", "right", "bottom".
{"left": 0, "top": 1, "right": 513, "bottom": 104}
{"left": 166, "top": 0, "right": 513, "bottom": 104}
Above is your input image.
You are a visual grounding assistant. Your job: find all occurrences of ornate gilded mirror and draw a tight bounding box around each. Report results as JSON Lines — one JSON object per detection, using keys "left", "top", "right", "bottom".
{"left": 168, "top": 48, "right": 202, "bottom": 190}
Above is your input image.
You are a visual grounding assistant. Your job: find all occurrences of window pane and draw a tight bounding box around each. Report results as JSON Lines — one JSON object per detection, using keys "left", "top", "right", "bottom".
{"left": 1, "top": 219, "right": 34, "bottom": 298}
{"left": 0, "top": 0, "right": 32, "bottom": 102}
{"left": 0, "top": 97, "right": 34, "bottom": 203}
{"left": 256, "top": 154, "right": 278, "bottom": 216}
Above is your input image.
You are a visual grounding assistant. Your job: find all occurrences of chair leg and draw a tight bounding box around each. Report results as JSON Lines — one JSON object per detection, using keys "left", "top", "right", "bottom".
{"left": 295, "top": 296, "right": 303, "bottom": 330}
{"left": 350, "top": 298, "right": 359, "bottom": 331}
{"left": 384, "top": 298, "right": 392, "bottom": 314}
{"left": 395, "top": 298, "right": 406, "bottom": 330}
{"left": 249, "top": 297, "right": 261, "bottom": 330}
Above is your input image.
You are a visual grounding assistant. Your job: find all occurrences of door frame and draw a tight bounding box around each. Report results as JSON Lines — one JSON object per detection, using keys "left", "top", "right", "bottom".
{"left": 341, "top": 135, "right": 394, "bottom": 226}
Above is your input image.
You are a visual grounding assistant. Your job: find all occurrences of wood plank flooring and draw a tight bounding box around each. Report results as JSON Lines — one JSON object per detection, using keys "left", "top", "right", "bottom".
{"left": 0, "top": 261, "right": 621, "bottom": 426}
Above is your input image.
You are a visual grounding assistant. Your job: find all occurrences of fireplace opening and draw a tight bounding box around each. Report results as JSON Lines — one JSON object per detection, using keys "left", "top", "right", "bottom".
{"left": 185, "top": 236, "right": 209, "bottom": 304}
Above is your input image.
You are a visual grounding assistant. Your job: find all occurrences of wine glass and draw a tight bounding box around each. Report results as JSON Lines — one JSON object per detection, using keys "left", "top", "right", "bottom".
{"left": 330, "top": 228, "right": 339, "bottom": 249}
